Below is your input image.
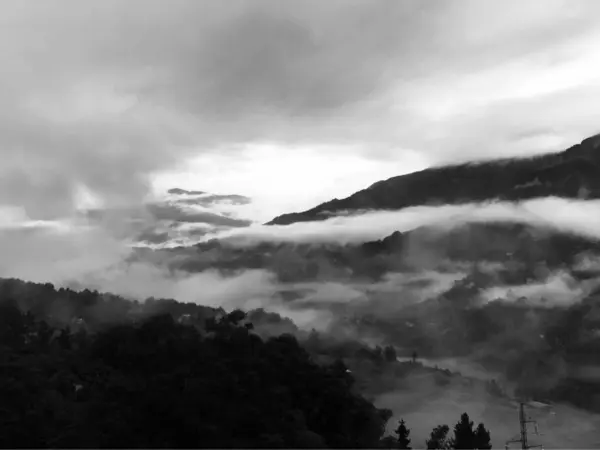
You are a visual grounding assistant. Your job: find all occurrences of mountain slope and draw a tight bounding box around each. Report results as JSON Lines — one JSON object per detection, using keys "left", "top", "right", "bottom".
{"left": 268, "top": 134, "right": 600, "bottom": 225}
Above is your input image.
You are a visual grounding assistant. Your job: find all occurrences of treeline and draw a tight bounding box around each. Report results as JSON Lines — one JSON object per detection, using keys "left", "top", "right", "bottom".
{"left": 0, "top": 278, "right": 495, "bottom": 448}
{"left": 0, "top": 277, "right": 226, "bottom": 331}
{"left": 381, "top": 414, "right": 491, "bottom": 449}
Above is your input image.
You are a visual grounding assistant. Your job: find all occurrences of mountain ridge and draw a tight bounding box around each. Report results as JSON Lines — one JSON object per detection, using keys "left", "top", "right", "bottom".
{"left": 267, "top": 133, "right": 600, "bottom": 226}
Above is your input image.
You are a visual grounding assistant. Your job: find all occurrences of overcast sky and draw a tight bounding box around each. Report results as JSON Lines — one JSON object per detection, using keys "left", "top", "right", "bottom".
{"left": 2, "top": 0, "right": 600, "bottom": 223}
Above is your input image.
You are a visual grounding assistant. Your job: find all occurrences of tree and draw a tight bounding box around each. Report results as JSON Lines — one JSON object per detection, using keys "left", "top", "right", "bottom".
{"left": 394, "top": 418, "right": 411, "bottom": 449}
{"left": 448, "top": 413, "right": 492, "bottom": 449}
{"left": 451, "top": 412, "right": 475, "bottom": 449}
{"left": 474, "top": 423, "right": 492, "bottom": 449}
{"left": 426, "top": 425, "right": 451, "bottom": 449}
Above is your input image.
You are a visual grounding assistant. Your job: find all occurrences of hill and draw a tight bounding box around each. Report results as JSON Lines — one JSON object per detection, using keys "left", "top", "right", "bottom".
{"left": 0, "top": 277, "right": 510, "bottom": 448}
{"left": 4, "top": 276, "right": 600, "bottom": 447}
{"left": 0, "top": 278, "right": 393, "bottom": 448}
{"left": 268, "top": 134, "right": 600, "bottom": 226}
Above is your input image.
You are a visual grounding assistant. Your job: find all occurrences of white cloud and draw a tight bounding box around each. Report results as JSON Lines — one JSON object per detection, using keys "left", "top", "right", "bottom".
{"left": 481, "top": 271, "right": 595, "bottom": 307}
{"left": 200, "top": 197, "right": 600, "bottom": 246}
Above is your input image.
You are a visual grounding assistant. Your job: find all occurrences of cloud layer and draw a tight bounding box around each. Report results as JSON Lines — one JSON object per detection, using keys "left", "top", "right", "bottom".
{"left": 200, "top": 197, "right": 600, "bottom": 246}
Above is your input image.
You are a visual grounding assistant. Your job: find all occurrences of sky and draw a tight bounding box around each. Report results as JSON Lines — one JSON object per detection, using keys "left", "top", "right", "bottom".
{"left": 1, "top": 0, "right": 600, "bottom": 224}
{"left": 4, "top": 4, "right": 600, "bottom": 439}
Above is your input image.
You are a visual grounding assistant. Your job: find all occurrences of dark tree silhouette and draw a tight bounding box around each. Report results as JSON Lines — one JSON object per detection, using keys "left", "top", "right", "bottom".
{"left": 394, "top": 419, "right": 412, "bottom": 449}
{"left": 449, "top": 413, "right": 492, "bottom": 449}
{"left": 474, "top": 423, "right": 492, "bottom": 449}
{"left": 451, "top": 413, "right": 473, "bottom": 449}
{"left": 426, "top": 425, "right": 451, "bottom": 449}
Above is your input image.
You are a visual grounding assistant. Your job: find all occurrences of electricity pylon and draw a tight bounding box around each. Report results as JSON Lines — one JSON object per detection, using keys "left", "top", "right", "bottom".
{"left": 505, "top": 402, "right": 544, "bottom": 450}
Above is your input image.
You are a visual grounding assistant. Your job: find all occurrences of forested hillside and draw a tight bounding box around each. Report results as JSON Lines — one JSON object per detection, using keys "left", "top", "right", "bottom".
{"left": 0, "top": 278, "right": 493, "bottom": 448}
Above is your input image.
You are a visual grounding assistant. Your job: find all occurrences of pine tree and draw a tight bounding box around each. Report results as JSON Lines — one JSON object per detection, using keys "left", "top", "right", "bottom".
{"left": 451, "top": 412, "right": 475, "bottom": 449}
{"left": 473, "top": 423, "right": 492, "bottom": 449}
{"left": 394, "top": 419, "right": 411, "bottom": 449}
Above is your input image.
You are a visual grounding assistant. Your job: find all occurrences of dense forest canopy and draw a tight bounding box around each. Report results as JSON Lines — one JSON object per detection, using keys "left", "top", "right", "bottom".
{"left": 0, "top": 277, "right": 497, "bottom": 448}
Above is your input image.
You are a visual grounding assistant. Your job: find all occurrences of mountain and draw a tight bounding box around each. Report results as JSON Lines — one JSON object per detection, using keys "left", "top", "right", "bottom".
{"left": 268, "top": 134, "right": 600, "bottom": 225}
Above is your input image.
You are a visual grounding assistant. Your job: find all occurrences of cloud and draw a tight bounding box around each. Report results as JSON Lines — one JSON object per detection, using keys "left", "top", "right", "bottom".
{"left": 76, "top": 264, "right": 279, "bottom": 309}
{"left": 199, "top": 197, "right": 600, "bottom": 246}
{"left": 1, "top": 0, "right": 599, "bottom": 223}
{"left": 81, "top": 193, "right": 254, "bottom": 246}
{"left": 177, "top": 195, "right": 252, "bottom": 207}
{"left": 481, "top": 270, "right": 600, "bottom": 307}
{"left": 146, "top": 203, "right": 252, "bottom": 227}
{"left": 136, "top": 229, "right": 171, "bottom": 245}
{"left": 281, "top": 271, "right": 466, "bottom": 314}
{"left": 167, "top": 188, "right": 206, "bottom": 196}
{"left": 0, "top": 216, "right": 282, "bottom": 314}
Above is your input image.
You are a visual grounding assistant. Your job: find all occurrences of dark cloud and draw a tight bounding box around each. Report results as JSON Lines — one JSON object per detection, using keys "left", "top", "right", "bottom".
{"left": 86, "top": 201, "right": 252, "bottom": 229}
{"left": 136, "top": 228, "right": 171, "bottom": 245}
{"left": 168, "top": 188, "right": 206, "bottom": 196}
{"left": 178, "top": 194, "right": 252, "bottom": 207}
{"left": 135, "top": 224, "right": 216, "bottom": 246}
{"left": 146, "top": 203, "right": 252, "bottom": 228}
{"left": 168, "top": 188, "right": 252, "bottom": 206}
